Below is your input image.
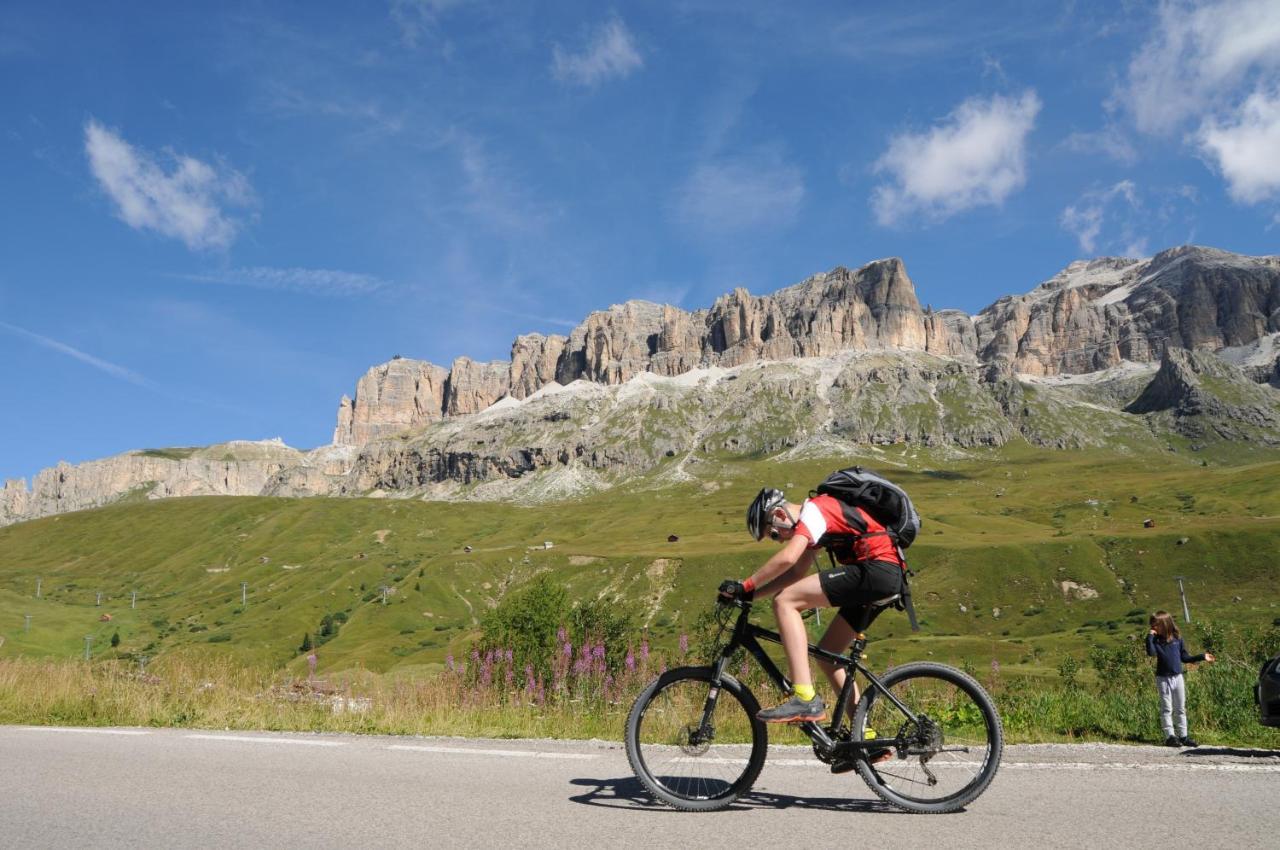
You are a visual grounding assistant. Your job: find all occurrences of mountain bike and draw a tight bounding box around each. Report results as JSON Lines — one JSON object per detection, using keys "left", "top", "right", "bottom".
{"left": 624, "top": 594, "right": 1003, "bottom": 813}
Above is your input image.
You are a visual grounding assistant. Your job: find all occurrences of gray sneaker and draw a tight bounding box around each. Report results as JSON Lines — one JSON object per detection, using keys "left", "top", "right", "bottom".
{"left": 756, "top": 694, "right": 826, "bottom": 723}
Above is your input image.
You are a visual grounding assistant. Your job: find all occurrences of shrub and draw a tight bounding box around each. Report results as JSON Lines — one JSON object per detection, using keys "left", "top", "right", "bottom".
{"left": 478, "top": 575, "right": 637, "bottom": 679}
{"left": 1057, "top": 655, "right": 1080, "bottom": 688}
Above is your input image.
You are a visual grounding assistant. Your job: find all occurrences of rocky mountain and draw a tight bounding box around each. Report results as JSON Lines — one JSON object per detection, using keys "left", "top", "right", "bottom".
{"left": 1127, "top": 347, "right": 1280, "bottom": 445}
{"left": 331, "top": 246, "right": 1280, "bottom": 447}
{"left": 4, "top": 245, "right": 1280, "bottom": 526}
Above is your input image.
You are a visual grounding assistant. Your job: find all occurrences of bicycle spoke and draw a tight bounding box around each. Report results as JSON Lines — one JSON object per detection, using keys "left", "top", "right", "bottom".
{"left": 631, "top": 674, "right": 761, "bottom": 804}
{"left": 853, "top": 663, "right": 1002, "bottom": 811}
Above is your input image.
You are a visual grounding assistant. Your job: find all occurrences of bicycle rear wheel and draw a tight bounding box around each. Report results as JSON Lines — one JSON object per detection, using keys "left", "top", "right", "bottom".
{"left": 852, "top": 661, "right": 1002, "bottom": 814}
{"left": 624, "top": 666, "right": 768, "bottom": 811}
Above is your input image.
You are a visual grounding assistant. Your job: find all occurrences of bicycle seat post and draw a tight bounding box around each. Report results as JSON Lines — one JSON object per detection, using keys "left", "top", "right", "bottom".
{"left": 849, "top": 636, "right": 867, "bottom": 660}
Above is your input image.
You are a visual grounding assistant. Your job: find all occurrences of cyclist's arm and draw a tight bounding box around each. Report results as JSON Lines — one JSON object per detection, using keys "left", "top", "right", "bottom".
{"left": 744, "top": 535, "right": 812, "bottom": 596}
{"left": 751, "top": 548, "right": 816, "bottom": 599}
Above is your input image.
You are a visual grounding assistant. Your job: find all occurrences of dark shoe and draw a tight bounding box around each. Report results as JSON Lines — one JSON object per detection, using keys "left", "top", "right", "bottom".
{"left": 867, "top": 747, "right": 893, "bottom": 765}
{"left": 1164, "top": 735, "right": 1182, "bottom": 747}
{"left": 756, "top": 695, "right": 826, "bottom": 724}
{"left": 1180, "top": 736, "right": 1199, "bottom": 748}
{"left": 833, "top": 748, "right": 893, "bottom": 773}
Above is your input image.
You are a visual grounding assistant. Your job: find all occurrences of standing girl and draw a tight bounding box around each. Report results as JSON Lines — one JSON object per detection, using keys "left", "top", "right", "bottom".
{"left": 1146, "top": 610, "right": 1215, "bottom": 747}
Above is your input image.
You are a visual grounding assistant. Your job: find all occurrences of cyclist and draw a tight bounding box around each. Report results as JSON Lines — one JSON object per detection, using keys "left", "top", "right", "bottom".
{"left": 720, "top": 487, "right": 906, "bottom": 725}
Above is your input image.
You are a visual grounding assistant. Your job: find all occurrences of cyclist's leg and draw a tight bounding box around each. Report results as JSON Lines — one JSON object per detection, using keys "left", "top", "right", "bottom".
{"left": 814, "top": 561, "right": 900, "bottom": 707}
{"left": 771, "top": 574, "right": 831, "bottom": 692}
{"left": 816, "top": 614, "right": 860, "bottom": 701}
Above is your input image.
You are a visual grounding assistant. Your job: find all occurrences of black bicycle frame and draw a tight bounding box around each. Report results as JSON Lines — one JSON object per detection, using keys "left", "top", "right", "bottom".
{"left": 704, "top": 601, "right": 918, "bottom": 756}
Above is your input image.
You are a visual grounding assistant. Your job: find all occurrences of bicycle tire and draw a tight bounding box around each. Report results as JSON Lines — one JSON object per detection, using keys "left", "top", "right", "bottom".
{"left": 851, "top": 661, "right": 1003, "bottom": 814}
{"left": 624, "top": 665, "right": 768, "bottom": 811}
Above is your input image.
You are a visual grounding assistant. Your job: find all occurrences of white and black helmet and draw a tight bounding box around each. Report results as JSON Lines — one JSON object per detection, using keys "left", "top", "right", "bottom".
{"left": 746, "top": 487, "right": 787, "bottom": 541}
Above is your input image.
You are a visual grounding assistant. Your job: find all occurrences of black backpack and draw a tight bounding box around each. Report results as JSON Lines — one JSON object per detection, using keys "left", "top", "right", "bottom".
{"left": 813, "top": 466, "right": 921, "bottom": 549}
{"left": 813, "top": 465, "right": 923, "bottom": 632}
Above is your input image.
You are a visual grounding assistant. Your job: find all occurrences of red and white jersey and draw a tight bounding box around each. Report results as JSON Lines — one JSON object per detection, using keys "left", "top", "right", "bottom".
{"left": 794, "top": 493, "right": 905, "bottom": 568}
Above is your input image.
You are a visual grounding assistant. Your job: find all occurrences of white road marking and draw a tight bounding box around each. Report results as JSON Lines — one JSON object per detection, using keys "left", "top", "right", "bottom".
{"left": 18, "top": 727, "right": 150, "bottom": 736}
{"left": 1000, "top": 761, "right": 1280, "bottom": 774}
{"left": 387, "top": 745, "right": 598, "bottom": 760}
{"left": 12, "top": 728, "right": 1276, "bottom": 774}
{"left": 184, "top": 734, "right": 344, "bottom": 747}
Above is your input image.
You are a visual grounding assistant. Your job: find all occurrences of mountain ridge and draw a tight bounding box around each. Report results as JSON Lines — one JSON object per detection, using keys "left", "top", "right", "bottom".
{"left": 4, "top": 244, "right": 1280, "bottom": 527}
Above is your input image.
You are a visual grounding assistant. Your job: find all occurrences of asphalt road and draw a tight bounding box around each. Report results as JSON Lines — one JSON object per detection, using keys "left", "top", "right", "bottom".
{"left": 2, "top": 726, "right": 1277, "bottom": 849}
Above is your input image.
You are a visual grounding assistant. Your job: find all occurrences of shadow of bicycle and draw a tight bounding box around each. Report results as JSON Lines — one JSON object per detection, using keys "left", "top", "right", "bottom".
{"left": 1181, "top": 747, "right": 1280, "bottom": 760}
{"left": 568, "top": 776, "right": 902, "bottom": 814}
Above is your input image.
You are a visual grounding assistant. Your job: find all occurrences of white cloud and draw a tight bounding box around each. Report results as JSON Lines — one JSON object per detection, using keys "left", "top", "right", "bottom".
{"left": 871, "top": 90, "right": 1041, "bottom": 227}
{"left": 84, "top": 120, "right": 255, "bottom": 251}
{"left": 0, "top": 320, "right": 151, "bottom": 387}
{"left": 674, "top": 152, "right": 805, "bottom": 235}
{"left": 1197, "top": 87, "right": 1280, "bottom": 204}
{"left": 551, "top": 17, "right": 643, "bottom": 87}
{"left": 1119, "top": 0, "right": 1280, "bottom": 135}
{"left": 1060, "top": 181, "right": 1141, "bottom": 255}
{"left": 180, "top": 267, "right": 389, "bottom": 297}
{"left": 1059, "top": 181, "right": 1202, "bottom": 257}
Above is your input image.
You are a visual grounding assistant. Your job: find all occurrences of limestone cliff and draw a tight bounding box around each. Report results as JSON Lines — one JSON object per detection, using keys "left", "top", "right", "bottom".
{"left": 329, "top": 246, "right": 1280, "bottom": 449}
{"left": 1126, "top": 347, "right": 1280, "bottom": 444}
{"left": 6, "top": 244, "right": 1280, "bottom": 527}
{"left": 333, "top": 358, "right": 449, "bottom": 446}
{"left": 1, "top": 441, "right": 308, "bottom": 526}
{"left": 975, "top": 247, "right": 1280, "bottom": 376}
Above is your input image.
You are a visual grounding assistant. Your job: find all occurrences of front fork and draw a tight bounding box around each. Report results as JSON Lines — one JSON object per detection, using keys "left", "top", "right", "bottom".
{"left": 691, "top": 654, "right": 732, "bottom": 745}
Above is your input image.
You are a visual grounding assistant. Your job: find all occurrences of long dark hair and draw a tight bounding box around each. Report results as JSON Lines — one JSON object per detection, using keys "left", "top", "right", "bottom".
{"left": 1150, "top": 610, "right": 1180, "bottom": 642}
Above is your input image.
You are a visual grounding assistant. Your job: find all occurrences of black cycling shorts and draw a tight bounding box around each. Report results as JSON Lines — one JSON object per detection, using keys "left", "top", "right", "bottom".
{"left": 817, "top": 560, "right": 904, "bottom": 633}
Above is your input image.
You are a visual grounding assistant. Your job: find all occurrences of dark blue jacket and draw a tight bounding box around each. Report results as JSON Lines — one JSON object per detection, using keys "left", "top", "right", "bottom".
{"left": 1145, "top": 633, "right": 1205, "bottom": 677}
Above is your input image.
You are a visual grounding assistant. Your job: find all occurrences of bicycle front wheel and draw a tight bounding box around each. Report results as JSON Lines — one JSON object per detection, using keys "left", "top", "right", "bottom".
{"left": 852, "top": 661, "right": 1003, "bottom": 814}
{"left": 624, "top": 666, "right": 768, "bottom": 811}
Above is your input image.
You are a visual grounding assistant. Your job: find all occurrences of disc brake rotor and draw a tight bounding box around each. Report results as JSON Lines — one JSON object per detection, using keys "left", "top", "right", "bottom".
{"left": 679, "top": 723, "right": 712, "bottom": 756}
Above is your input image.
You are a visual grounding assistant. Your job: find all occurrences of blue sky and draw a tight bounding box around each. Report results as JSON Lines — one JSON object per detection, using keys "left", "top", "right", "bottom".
{"left": 3, "top": 0, "right": 1280, "bottom": 482}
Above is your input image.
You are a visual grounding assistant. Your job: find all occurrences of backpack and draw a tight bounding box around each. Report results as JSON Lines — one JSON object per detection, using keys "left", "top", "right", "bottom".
{"left": 813, "top": 466, "right": 921, "bottom": 549}
{"left": 812, "top": 465, "right": 923, "bottom": 632}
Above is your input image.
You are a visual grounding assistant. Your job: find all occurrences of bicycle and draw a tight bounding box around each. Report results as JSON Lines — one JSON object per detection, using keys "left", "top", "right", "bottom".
{"left": 624, "top": 593, "right": 1003, "bottom": 813}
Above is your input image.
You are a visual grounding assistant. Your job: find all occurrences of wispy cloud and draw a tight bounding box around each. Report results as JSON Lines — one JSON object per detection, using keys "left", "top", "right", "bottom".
{"left": 463, "top": 301, "right": 578, "bottom": 330}
{"left": 1117, "top": 0, "right": 1280, "bottom": 135}
{"left": 0, "top": 321, "right": 152, "bottom": 387}
{"left": 179, "top": 267, "right": 390, "bottom": 297}
{"left": 871, "top": 90, "right": 1041, "bottom": 227}
{"left": 674, "top": 151, "right": 805, "bottom": 235}
{"left": 389, "top": 0, "right": 467, "bottom": 49}
{"left": 263, "top": 85, "right": 407, "bottom": 138}
{"left": 1059, "top": 182, "right": 1200, "bottom": 257}
{"left": 551, "top": 17, "right": 643, "bottom": 87}
{"left": 1060, "top": 125, "right": 1138, "bottom": 165}
{"left": 1197, "top": 87, "right": 1280, "bottom": 204}
{"left": 450, "top": 131, "right": 557, "bottom": 236}
{"left": 1061, "top": 181, "right": 1142, "bottom": 255}
{"left": 829, "top": 7, "right": 1062, "bottom": 63}
{"left": 84, "top": 119, "right": 256, "bottom": 251}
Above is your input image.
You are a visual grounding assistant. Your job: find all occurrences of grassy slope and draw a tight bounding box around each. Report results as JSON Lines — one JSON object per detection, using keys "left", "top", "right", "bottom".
{"left": 2, "top": 444, "right": 1279, "bottom": 681}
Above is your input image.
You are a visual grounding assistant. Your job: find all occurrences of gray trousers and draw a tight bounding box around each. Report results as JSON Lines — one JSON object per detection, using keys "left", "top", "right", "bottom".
{"left": 1156, "top": 674, "right": 1187, "bottom": 737}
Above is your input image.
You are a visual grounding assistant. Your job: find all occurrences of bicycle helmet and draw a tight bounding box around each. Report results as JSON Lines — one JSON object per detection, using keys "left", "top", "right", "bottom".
{"left": 746, "top": 487, "right": 787, "bottom": 541}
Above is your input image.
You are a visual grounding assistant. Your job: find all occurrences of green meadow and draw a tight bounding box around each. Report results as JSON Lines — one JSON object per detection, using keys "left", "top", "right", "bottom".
{"left": 2, "top": 444, "right": 1278, "bottom": 745}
